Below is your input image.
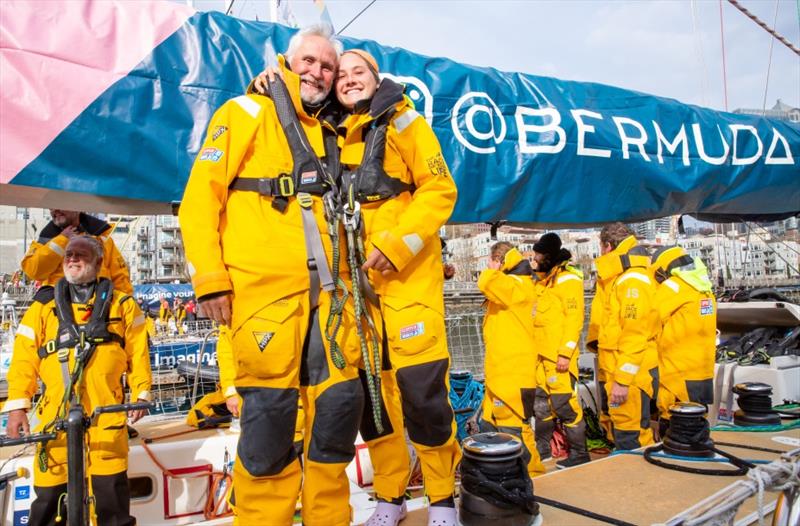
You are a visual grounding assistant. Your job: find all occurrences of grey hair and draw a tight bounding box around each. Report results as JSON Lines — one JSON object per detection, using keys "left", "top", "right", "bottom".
{"left": 68, "top": 235, "right": 104, "bottom": 261}
{"left": 284, "top": 24, "right": 343, "bottom": 62}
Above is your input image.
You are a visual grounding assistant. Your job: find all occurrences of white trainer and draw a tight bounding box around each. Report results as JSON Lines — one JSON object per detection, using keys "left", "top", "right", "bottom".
{"left": 427, "top": 506, "right": 458, "bottom": 526}
{"left": 365, "top": 500, "right": 408, "bottom": 526}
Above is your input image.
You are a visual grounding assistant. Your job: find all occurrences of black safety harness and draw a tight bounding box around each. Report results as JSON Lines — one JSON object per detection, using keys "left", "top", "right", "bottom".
{"left": 340, "top": 78, "right": 415, "bottom": 205}
{"left": 226, "top": 78, "right": 385, "bottom": 433}
{"left": 36, "top": 278, "right": 120, "bottom": 472}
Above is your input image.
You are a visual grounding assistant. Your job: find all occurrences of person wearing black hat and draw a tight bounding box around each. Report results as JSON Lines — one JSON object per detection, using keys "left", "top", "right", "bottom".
{"left": 531, "top": 233, "right": 590, "bottom": 468}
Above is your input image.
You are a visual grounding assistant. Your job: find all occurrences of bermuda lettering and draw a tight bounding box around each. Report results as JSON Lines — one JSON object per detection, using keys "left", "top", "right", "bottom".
{"left": 448, "top": 91, "right": 795, "bottom": 166}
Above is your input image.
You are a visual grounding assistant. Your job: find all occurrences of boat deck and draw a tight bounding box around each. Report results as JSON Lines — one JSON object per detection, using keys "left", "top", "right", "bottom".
{"left": 403, "top": 429, "right": 799, "bottom": 525}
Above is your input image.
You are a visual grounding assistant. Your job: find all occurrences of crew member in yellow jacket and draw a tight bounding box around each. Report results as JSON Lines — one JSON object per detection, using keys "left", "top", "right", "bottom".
{"left": 588, "top": 223, "right": 659, "bottom": 450}
{"left": 179, "top": 25, "right": 367, "bottom": 526}
{"left": 651, "top": 246, "right": 717, "bottom": 435}
{"left": 2, "top": 236, "right": 151, "bottom": 526}
{"left": 477, "top": 241, "right": 545, "bottom": 479}
{"left": 21, "top": 209, "right": 132, "bottom": 296}
{"left": 530, "top": 233, "right": 590, "bottom": 468}
{"left": 336, "top": 50, "right": 460, "bottom": 526}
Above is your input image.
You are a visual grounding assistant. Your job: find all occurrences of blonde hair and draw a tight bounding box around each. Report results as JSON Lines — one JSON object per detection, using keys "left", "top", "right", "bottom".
{"left": 490, "top": 241, "right": 514, "bottom": 261}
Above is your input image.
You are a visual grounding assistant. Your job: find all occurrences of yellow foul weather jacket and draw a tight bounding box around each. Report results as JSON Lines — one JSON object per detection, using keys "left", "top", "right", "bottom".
{"left": 589, "top": 236, "right": 658, "bottom": 393}
{"left": 654, "top": 271, "right": 717, "bottom": 403}
{"left": 477, "top": 248, "right": 538, "bottom": 415}
{"left": 21, "top": 214, "right": 132, "bottom": 294}
{"left": 2, "top": 287, "right": 151, "bottom": 484}
{"left": 533, "top": 262, "right": 584, "bottom": 376}
{"left": 339, "top": 81, "right": 457, "bottom": 315}
{"left": 179, "top": 57, "right": 350, "bottom": 333}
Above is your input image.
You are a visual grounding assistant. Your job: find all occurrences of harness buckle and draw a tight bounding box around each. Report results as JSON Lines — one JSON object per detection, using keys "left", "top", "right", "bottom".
{"left": 57, "top": 347, "right": 70, "bottom": 362}
{"left": 45, "top": 340, "right": 56, "bottom": 355}
{"left": 277, "top": 174, "right": 295, "bottom": 197}
{"left": 296, "top": 192, "right": 313, "bottom": 209}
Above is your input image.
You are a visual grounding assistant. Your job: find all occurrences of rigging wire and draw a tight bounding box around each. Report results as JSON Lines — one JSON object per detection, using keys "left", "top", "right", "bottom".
{"left": 225, "top": 0, "right": 236, "bottom": 16}
{"left": 690, "top": 0, "right": 710, "bottom": 107}
{"left": 743, "top": 222, "right": 800, "bottom": 276}
{"left": 718, "top": 0, "right": 729, "bottom": 111}
{"left": 727, "top": 0, "right": 800, "bottom": 56}
{"left": 761, "top": 0, "right": 781, "bottom": 112}
{"left": 337, "top": 0, "right": 378, "bottom": 35}
{"left": 750, "top": 221, "right": 800, "bottom": 256}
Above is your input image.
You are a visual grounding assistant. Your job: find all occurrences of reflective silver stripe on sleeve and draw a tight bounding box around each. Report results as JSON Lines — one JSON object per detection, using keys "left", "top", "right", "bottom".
{"left": 47, "top": 241, "right": 65, "bottom": 257}
{"left": 16, "top": 324, "right": 35, "bottom": 340}
{"left": 616, "top": 272, "right": 651, "bottom": 286}
{"left": 393, "top": 109, "right": 421, "bottom": 134}
{"left": 402, "top": 233, "right": 424, "bottom": 256}
{"left": 233, "top": 95, "right": 261, "bottom": 118}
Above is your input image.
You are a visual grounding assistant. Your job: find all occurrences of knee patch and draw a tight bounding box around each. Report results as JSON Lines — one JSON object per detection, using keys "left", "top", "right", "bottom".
{"left": 521, "top": 388, "right": 536, "bottom": 420}
{"left": 533, "top": 388, "right": 551, "bottom": 421}
{"left": 613, "top": 429, "right": 641, "bottom": 450}
{"left": 91, "top": 472, "right": 134, "bottom": 526}
{"left": 551, "top": 393, "right": 578, "bottom": 424}
{"left": 686, "top": 379, "right": 713, "bottom": 405}
{"left": 396, "top": 359, "right": 454, "bottom": 447}
{"left": 308, "top": 378, "right": 364, "bottom": 463}
{"left": 359, "top": 369, "right": 394, "bottom": 442}
{"left": 237, "top": 387, "right": 298, "bottom": 476}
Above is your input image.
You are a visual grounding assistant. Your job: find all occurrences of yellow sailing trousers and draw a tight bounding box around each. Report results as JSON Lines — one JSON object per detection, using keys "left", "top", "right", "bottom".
{"left": 362, "top": 298, "right": 461, "bottom": 503}
{"left": 599, "top": 371, "right": 657, "bottom": 451}
{"left": 230, "top": 290, "right": 364, "bottom": 526}
{"left": 534, "top": 358, "right": 584, "bottom": 428}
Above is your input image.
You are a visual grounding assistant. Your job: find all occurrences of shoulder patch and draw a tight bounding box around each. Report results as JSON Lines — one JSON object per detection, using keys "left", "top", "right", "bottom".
{"left": 233, "top": 95, "right": 261, "bottom": 118}
{"left": 393, "top": 109, "right": 420, "bottom": 134}
{"left": 33, "top": 286, "right": 55, "bottom": 305}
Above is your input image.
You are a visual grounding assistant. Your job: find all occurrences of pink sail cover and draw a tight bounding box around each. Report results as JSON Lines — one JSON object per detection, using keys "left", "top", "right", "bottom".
{"left": 0, "top": 0, "right": 194, "bottom": 184}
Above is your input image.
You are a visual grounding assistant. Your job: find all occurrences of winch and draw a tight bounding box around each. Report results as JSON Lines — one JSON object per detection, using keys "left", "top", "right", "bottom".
{"left": 459, "top": 432, "right": 541, "bottom": 526}
{"left": 661, "top": 402, "right": 715, "bottom": 458}
{"left": 733, "top": 382, "right": 782, "bottom": 427}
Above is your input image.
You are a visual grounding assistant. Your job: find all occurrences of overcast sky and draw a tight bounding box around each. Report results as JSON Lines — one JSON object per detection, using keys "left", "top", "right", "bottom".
{"left": 188, "top": 0, "right": 800, "bottom": 114}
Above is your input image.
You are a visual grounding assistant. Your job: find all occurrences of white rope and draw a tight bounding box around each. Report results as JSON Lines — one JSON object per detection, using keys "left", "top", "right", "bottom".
{"left": 747, "top": 459, "right": 800, "bottom": 526}
{"left": 682, "top": 458, "right": 800, "bottom": 526}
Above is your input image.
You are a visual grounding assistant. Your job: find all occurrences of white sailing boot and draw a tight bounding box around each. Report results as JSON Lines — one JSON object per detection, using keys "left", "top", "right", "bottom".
{"left": 365, "top": 500, "right": 407, "bottom": 526}
{"left": 428, "top": 506, "right": 458, "bottom": 526}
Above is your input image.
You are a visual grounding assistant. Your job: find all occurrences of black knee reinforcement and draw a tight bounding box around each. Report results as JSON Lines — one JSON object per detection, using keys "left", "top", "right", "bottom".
{"left": 532, "top": 387, "right": 551, "bottom": 421}
{"left": 237, "top": 387, "right": 299, "bottom": 476}
{"left": 551, "top": 393, "right": 578, "bottom": 425}
{"left": 521, "top": 388, "right": 536, "bottom": 420}
{"left": 396, "top": 359, "right": 454, "bottom": 447}
{"left": 613, "top": 429, "right": 641, "bottom": 451}
{"left": 308, "top": 378, "right": 364, "bottom": 463}
{"left": 92, "top": 472, "right": 135, "bottom": 526}
{"left": 29, "top": 484, "right": 68, "bottom": 526}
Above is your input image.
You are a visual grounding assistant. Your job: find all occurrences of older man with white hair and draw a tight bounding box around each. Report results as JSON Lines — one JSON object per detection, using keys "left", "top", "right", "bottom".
{"left": 180, "top": 24, "right": 370, "bottom": 525}
{"left": 3, "top": 235, "right": 151, "bottom": 526}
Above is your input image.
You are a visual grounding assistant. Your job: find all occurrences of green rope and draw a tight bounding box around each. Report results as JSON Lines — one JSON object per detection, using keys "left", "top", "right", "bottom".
{"left": 344, "top": 208, "right": 383, "bottom": 434}
{"left": 712, "top": 420, "right": 800, "bottom": 432}
{"left": 323, "top": 206, "right": 348, "bottom": 370}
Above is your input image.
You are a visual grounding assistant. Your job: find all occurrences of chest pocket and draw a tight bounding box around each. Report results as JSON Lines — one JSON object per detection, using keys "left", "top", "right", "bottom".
{"left": 533, "top": 294, "right": 558, "bottom": 327}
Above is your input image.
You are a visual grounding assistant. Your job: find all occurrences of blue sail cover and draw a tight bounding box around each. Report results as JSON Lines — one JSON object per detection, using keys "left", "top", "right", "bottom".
{"left": 4, "top": 7, "right": 799, "bottom": 224}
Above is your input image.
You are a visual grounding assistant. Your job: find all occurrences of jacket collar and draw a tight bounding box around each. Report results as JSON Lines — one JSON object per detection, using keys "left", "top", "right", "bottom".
{"left": 595, "top": 235, "right": 647, "bottom": 281}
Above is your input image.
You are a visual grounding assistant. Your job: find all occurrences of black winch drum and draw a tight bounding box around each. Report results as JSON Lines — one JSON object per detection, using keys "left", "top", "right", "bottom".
{"left": 459, "top": 432, "right": 542, "bottom": 526}
{"left": 662, "top": 402, "right": 715, "bottom": 458}
{"left": 733, "top": 382, "right": 781, "bottom": 426}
